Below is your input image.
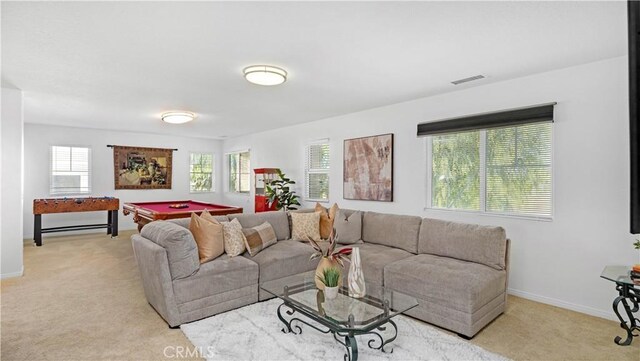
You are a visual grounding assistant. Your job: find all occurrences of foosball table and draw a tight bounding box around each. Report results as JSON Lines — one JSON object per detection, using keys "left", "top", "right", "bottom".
{"left": 33, "top": 197, "right": 120, "bottom": 246}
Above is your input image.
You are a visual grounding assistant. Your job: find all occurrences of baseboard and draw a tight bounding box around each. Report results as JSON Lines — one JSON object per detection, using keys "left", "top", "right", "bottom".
{"left": 508, "top": 288, "right": 616, "bottom": 321}
{"left": 1, "top": 266, "right": 24, "bottom": 279}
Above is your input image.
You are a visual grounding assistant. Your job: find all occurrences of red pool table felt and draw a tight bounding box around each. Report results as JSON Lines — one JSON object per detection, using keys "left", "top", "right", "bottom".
{"left": 129, "top": 200, "right": 233, "bottom": 213}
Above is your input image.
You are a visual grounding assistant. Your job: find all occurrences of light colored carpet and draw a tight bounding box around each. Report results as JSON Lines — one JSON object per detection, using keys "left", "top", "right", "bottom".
{"left": 181, "top": 298, "right": 509, "bottom": 361}
{"left": 1, "top": 230, "right": 638, "bottom": 360}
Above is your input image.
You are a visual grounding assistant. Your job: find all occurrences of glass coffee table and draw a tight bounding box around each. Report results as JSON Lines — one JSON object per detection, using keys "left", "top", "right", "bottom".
{"left": 600, "top": 265, "right": 640, "bottom": 346}
{"left": 261, "top": 274, "right": 418, "bottom": 361}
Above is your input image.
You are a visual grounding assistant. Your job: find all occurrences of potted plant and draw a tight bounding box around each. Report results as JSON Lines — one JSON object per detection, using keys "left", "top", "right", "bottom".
{"left": 308, "top": 228, "right": 352, "bottom": 290}
{"left": 265, "top": 169, "right": 301, "bottom": 211}
{"left": 318, "top": 267, "right": 341, "bottom": 300}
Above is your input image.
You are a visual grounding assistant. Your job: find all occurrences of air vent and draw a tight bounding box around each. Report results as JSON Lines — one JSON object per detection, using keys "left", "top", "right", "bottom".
{"left": 451, "top": 75, "right": 485, "bottom": 85}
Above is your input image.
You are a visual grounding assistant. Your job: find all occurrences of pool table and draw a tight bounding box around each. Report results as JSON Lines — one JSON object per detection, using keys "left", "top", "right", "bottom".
{"left": 123, "top": 200, "right": 243, "bottom": 231}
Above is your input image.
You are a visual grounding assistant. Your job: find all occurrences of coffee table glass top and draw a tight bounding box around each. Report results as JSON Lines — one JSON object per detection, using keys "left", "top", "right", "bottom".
{"left": 601, "top": 265, "right": 640, "bottom": 286}
{"left": 261, "top": 273, "right": 418, "bottom": 331}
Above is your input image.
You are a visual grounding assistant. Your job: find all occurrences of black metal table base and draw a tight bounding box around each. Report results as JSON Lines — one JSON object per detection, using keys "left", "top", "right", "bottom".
{"left": 612, "top": 283, "right": 640, "bottom": 346}
{"left": 33, "top": 210, "right": 118, "bottom": 246}
{"left": 277, "top": 302, "right": 398, "bottom": 361}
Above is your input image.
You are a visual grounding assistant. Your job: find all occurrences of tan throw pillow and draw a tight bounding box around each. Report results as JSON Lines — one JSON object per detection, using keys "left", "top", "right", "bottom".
{"left": 242, "top": 222, "right": 277, "bottom": 256}
{"left": 315, "top": 203, "right": 340, "bottom": 239}
{"left": 221, "top": 218, "right": 247, "bottom": 257}
{"left": 334, "top": 210, "right": 362, "bottom": 245}
{"left": 291, "top": 211, "right": 321, "bottom": 242}
{"left": 189, "top": 213, "right": 224, "bottom": 263}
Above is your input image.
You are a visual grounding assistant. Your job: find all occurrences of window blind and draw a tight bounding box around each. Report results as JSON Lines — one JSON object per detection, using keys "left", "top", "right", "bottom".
{"left": 50, "top": 146, "right": 91, "bottom": 194}
{"left": 228, "top": 151, "right": 250, "bottom": 193}
{"left": 305, "top": 142, "right": 330, "bottom": 201}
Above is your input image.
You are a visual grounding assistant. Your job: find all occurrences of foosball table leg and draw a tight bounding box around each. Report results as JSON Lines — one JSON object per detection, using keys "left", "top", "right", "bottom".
{"left": 34, "top": 214, "right": 42, "bottom": 247}
{"left": 107, "top": 210, "right": 112, "bottom": 235}
{"left": 111, "top": 210, "right": 119, "bottom": 238}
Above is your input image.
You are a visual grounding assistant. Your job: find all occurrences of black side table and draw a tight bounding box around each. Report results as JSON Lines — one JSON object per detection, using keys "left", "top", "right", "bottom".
{"left": 601, "top": 265, "right": 640, "bottom": 345}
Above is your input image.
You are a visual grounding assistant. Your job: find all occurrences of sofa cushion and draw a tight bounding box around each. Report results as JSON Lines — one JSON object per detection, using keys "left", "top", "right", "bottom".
{"left": 140, "top": 221, "right": 200, "bottom": 280}
{"left": 244, "top": 240, "right": 316, "bottom": 282}
{"left": 334, "top": 210, "right": 362, "bottom": 244}
{"left": 419, "top": 218, "right": 507, "bottom": 270}
{"left": 290, "top": 212, "right": 321, "bottom": 242}
{"left": 229, "top": 211, "right": 290, "bottom": 240}
{"left": 362, "top": 212, "right": 421, "bottom": 254}
{"left": 384, "top": 254, "right": 506, "bottom": 314}
{"left": 172, "top": 254, "right": 258, "bottom": 305}
{"left": 242, "top": 222, "right": 278, "bottom": 256}
{"left": 354, "top": 243, "right": 413, "bottom": 288}
{"left": 189, "top": 212, "right": 224, "bottom": 263}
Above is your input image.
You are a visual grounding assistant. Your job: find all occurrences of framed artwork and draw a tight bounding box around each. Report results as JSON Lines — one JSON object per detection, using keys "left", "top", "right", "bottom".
{"left": 343, "top": 133, "right": 393, "bottom": 201}
{"left": 112, "top": 146, "right": 173, "bottom": 189}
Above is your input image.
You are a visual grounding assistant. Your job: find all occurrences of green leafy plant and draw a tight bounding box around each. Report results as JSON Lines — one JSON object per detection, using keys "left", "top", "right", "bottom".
{"left": 634, "top": 238, "right": 640, "bottom": 251}
{"left": 265, "top": 169, "right": 301, "bottom": 211}
{"left": 318, "top": 267, "right": 341, "bottom": 288}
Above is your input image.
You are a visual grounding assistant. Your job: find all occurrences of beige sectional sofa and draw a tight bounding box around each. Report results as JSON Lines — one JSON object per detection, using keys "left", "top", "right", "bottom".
{"left": 131, "top": 209, "right": 509, "bottom": 338}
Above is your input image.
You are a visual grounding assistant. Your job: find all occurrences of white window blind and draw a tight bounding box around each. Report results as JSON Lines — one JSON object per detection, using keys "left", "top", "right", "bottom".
{"left": 430, "top": 122, "right": 552, "bottom": 218}
{"left": 228, "top": 151, "right": 250, "bottom": 193}
{"left": 305, "top": 141, "right": 330, "bottom": 201}
{"left": 50, "top": 146, "right": 91, "bottom": 195}
{"left": 190, "top": 152, "right": 214, "bottom": 192}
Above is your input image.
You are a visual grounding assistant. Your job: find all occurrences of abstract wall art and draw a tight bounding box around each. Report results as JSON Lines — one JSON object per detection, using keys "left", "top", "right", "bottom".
{"left": 343, "top": 133, "right": 393, "bottom": 201}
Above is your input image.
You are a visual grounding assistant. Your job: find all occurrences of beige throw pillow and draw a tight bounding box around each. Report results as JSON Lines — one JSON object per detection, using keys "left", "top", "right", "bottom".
{"left": 189, "top": 212, "right": 224, "bottom": 263}
{"left": 290, "top": 211, "right": 321, "bottom": 242}
{"left": 334, "top": 210, "right": 362, "bottom": 245}
{"left": 242, "top": 222, "right": 277, "bottom": 256}
{"left": 315, "top": 203, "right": 339, "bottom": 239}
{"left": 221, "top": 218, "right": 247, "bottom": 257}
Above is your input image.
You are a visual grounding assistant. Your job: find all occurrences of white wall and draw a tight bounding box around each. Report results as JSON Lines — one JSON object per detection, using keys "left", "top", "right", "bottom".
{"left": 23, "top": 124, "right": 223, "bottom": 238}
{"left": 1, "top": 87, "right": 25, "bottom": 278}
{"left": 222, "top": 56, "right": 635, "bottom": 320}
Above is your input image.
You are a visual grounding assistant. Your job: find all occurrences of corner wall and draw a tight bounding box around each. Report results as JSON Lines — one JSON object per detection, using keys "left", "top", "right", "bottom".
{"left": 222, "top": 56, "right": 634, "bottom": 320}
{"left": 22, "top": 125, "right": 224, "bottom": 238}
{"left": 1, "top": 87, "right": 24, "bottom": 278}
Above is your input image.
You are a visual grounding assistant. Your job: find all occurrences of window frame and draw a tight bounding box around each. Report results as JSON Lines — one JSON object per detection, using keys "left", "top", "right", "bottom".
{"left": 425, "top": 125, "right": 554, "bottom": 221}
{"left": 305, "top": 139, "right": 330, "bottom": 203}
{"left": 49, "top": 144, "right": 92, "bottom": 196}
{"left": 226, "top": 149, "right": 251, "bottom": 194}
{"left": 189, "top": 151, "right": 215, "bottom": 194}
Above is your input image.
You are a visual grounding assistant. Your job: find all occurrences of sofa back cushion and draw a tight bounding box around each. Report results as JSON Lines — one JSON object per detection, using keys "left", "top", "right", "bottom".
{"left": 228, "top": 211, "right": 290, "bottom": 240}
{"left": 419, "top": 218, "right": 507, "bottom": 270}
{"left": 140, "top": 221, "right": 200, "bottom": 280}
{"left": 362, "top": 212, "right": 421, "bottom": 254}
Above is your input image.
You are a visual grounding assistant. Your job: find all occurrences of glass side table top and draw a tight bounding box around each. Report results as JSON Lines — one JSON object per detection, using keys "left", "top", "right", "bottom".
{"left": 601, "top": 265, "right": 640, "bottom": 286}
{"left": 261, "top": 273, "right": 418, "bottom": 332}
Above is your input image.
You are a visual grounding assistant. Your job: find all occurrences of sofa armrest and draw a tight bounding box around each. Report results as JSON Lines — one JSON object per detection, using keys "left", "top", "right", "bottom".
{"left": 504, "top": 238, "right": 511, "bottom": 302}
{"left": 131, "top": 234, "right": 181, "bottom": 327}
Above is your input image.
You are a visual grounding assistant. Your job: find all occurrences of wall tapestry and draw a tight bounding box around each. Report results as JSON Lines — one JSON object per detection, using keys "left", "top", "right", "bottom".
{"left": 343, "top": 133, "right": 393, "bottom": 201}
{"left": 112, "top": 146, "right": 173, "bottom": 189}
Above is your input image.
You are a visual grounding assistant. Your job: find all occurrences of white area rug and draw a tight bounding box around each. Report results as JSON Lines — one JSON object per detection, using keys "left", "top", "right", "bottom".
{"left": 181, "top": 299, "right": 509, "bottom": 361}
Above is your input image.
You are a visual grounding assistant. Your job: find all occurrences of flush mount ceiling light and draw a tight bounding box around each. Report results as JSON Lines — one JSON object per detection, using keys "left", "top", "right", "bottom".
{"left": 161, "top": 111, "right": 195, "bottom": 124}
{"left": 243, "top": 65, "right": 287, "bottom": 86}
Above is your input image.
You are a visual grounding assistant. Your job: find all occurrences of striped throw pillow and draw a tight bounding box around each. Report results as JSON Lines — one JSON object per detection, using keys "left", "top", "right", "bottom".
{"left": 241, "top": 222, "right": 277, "bottom": 256}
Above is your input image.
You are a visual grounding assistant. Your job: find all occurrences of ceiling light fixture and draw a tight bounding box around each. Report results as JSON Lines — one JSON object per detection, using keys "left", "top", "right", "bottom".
{"left": 161, "top": 111, "right": 195, "bottom": 124}
{"left": 243, "top": 65, "right": 287, "bottom": 86}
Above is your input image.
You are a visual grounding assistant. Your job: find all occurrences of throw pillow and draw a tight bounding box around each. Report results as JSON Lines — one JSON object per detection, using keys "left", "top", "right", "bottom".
{"left": 334, "top": 210, "right": 362, "bottom": 244}
{"left": 242, "top": 222, "right": 277, "bottom": 256}
{"left": 189, "top": 213, "right": 224, "bottom": 263}
{"left": 290, "top": 211, "right": 322, "bottom": 242}
{"left": 315, "top": 202, "right": 340, "bottom": 239}
{"left": 221, "top": 218, "right": 247, "bottom": 257}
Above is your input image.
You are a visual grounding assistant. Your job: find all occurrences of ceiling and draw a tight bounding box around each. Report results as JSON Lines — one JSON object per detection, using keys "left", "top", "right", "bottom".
{"left": 1, "top": 1, "right": 627, "bottom": 139}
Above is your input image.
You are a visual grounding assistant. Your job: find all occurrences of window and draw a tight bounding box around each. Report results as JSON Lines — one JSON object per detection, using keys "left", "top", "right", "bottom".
{"left": 50, "top": 145, "right": 91, "bottom": 195}
{"left": 305, "top": 141, "right": 330, "bottom": 201}
{"left": 429, "top": 122, "right": 552, "bottom": 218}
{"left": 228, "top": 151, "right": 250, "bottom": 193}
{"left": 190, "top": 152, "right": 214, "bottom": 192}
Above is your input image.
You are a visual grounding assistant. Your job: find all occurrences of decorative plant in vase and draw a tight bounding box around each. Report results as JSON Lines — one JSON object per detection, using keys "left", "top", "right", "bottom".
{"left": 266, "top": 169, "right": 301, "bottom": 211}
{"left": 307, "top": 228, "right": 352, "bottom": 290}
{"left": 318, "top": 267, "right": 341, "bottom": 299}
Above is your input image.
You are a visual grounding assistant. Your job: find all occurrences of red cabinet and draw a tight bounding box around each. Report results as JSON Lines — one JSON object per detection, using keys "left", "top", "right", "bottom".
{"left": 254, "top": 168, "right": 279, "bottom": 213}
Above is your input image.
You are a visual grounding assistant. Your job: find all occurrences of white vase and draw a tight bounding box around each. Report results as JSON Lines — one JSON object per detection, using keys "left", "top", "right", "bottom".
{"left": 348, "top": 247, "right": 366, "bottom": 298}
{"left": 324, "top": 286, "right": 339, "bottom": 300}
